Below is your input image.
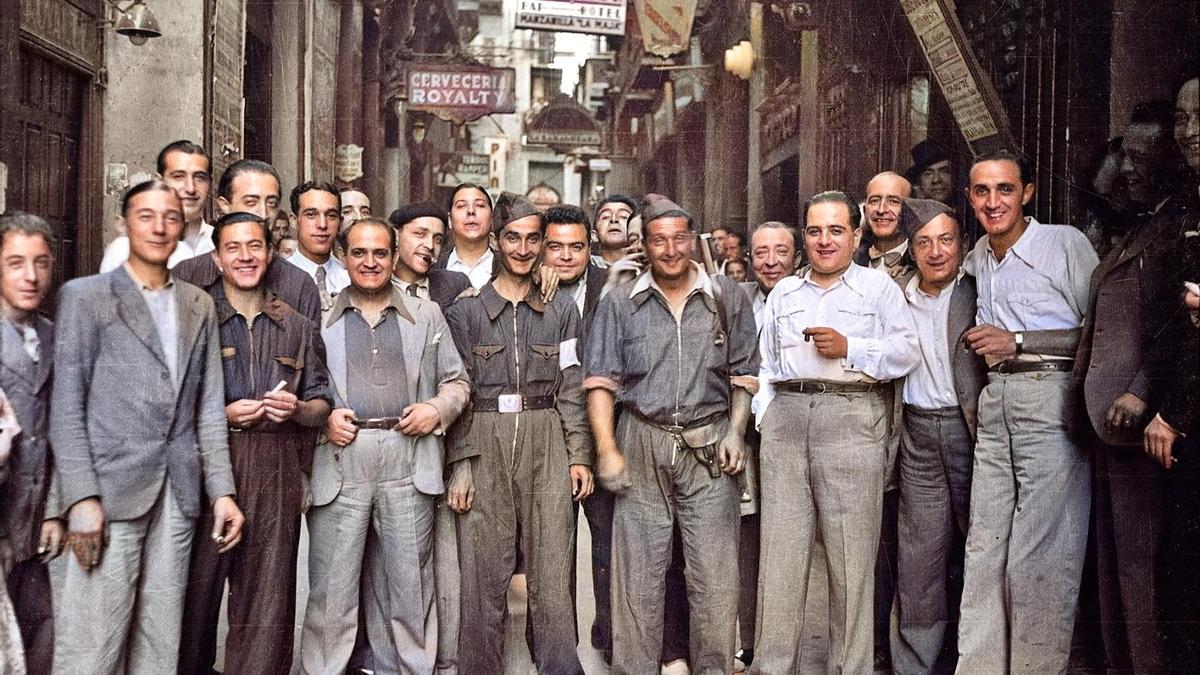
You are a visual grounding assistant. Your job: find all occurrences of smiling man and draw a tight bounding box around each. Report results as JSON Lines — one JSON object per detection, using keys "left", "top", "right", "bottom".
{"left": 753, "top": 191, "right": 918, "bottom": 674}
{"left": 440, "top": 183, "right": 496, "bottom": 289}
{"left": 856, "top": 172, "right": 915, "bottom": 284}
{"left": 592, "top": 194, "right": 637, "bottom": 268}
{"left": 178, "top": 212, "right": 331, "bottom": 675}
{"left": 389, "top": 201, "right": 471, "bottom": 309}
{"left": 444, "top": 192, "right": 591, "bottom": 675}
{"left": 301, "top": 217, "right": 469, "bottom": 673}
{"left": 51, "top": 181, "right": 244, "bottom": 671}
{"left": 0, "top": 212, "right": 62, "bottom": 675}
{"left": 100, "top": 140, "right": 216, "bottom": 273}
{"left": 285, "top": 181, "right": 348, "bottom": 309}
{"left": 956, "top": 150, "right": 1098, "bottom": 673}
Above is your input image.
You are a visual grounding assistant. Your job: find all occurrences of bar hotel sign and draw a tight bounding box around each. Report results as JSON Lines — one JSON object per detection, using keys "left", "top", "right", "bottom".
{"left": 407, "top": 63, "right": 516, "bottom": 122}
{"left": 516, "top": 0, "right": 626, "bottom": 36}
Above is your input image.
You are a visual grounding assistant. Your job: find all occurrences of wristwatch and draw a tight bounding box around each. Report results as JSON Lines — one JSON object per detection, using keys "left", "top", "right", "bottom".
{"left": 1014, "top": 331, "right": 1024, "bottom": 354}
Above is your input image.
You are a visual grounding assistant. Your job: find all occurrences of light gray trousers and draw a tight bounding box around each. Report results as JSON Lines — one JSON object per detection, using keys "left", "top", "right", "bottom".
{"left": 752, "top": 390, "right": 889, "bottom": 675}
{"left": 611, "top": 412, "right": 740, "bottom": 675}
{"left": 891, "top": 405, "right": 973, "bottom": 675}
{"left": 955, "top": 371, "right": 1090, "bottom": 674}
{"left": 54, "top": 484, "right": 193, "bottom": 675}
{"left": 301, "top": 429, "right": 436, "bottom": 675}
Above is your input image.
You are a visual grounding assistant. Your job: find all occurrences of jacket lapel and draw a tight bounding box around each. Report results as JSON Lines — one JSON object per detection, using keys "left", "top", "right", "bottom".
{"left": 948, "top": 276, "right": 976, "bottom": 345}
{"left": 0, "top": 320, "right": 37, "bottom": 385}
{"left": 113, "top": 271, "right": 169, "bottom": 372}
{"left": 174, "top": 285, "right": 205, "bottom": 393}
{"left": 33, "top": 316, "right": 53, "bottom": 392}
{"left": 398, "top": 306, "right": 426, "bottom": 406}
{"left": 322, "top": 317, "right": 349, "bottom": 408}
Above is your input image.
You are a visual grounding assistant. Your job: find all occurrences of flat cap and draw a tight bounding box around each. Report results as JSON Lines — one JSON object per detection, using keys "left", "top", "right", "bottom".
{"left": 900, "top": 198, "right": 956, "bottom": 240}
{"left": 492, "top": 191, "right": 542, "bottom": 233}
{"left": 910, "top": 138, "right": 952, "bottom": 173}
{"left": 389, "top": 200, "right": 447, "bottom": 229}
{"left": 640, "top": 193, "right": 690, "bottom": 225}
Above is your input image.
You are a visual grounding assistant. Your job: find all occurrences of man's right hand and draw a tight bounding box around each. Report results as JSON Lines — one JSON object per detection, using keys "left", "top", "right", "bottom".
{"left": 325, "top": 408, "right": 358, "bottom": 447}
{"left": 67, "top": 497, "right": 105, "bottom": 572}
{"left": 603, "top": 251, "right": 646, "bottom": 293}
{"left": 595, "top": 442, "right": 631, "bottom": 492}
{"left": 447, "top": 460, "right": 475, "bottom": 514}
{"left": 226, "top": 399, "right": 267, "bottom": 428}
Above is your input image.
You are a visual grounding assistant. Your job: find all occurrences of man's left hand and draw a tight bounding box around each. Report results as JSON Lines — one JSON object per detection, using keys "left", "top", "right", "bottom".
{"left": 803, "top": 327, "right": 849, "bottom": 359}
{"left": 262, "top": 389, "right": 299, "bottom": 424}
{"left": 718, "top": 433, "right": 747, "bottom": 475}
{"left": 964, "top": 324, "right": 1017, "bottom": 358}
{"left": 38, "top": 519, "right": 65, "bottom": 562}
{"left": 1144, "top": 413, "right": 1182, "bottom": 469}
{"left": 569, "top": 464, "right": 594, "bottom": 502}
{"left": 537, "top": 265, "right": 560, "bottom": 304}
{"left": 1105, "top": 392, "right": 1148, "bottom": 435}
{"left": 211, "top": 496, "right": 245, "bottom": 554}
{"left": 395, "top": 403, "right": 441, "bottom": 437}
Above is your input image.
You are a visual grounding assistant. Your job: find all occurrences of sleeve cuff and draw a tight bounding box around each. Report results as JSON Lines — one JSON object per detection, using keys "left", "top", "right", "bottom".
{"left": 582, "top": 375, "right": 619, "bottom": 392}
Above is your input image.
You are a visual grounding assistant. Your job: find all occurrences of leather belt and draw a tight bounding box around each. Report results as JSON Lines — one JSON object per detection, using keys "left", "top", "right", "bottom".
{"left": 473, "top": 395, "right": 556, "bottom": 413}
{"left": 352, "top": 416, "right": 402, "bottom": 430}
{"left": 775, "top": 379, "right": 881, "bottom": 394}
{"left": 628, "top": 409, "right": 727, "bottom": 478}
{"left": 989, "top": 360, "right": 1073, "bottom": 374}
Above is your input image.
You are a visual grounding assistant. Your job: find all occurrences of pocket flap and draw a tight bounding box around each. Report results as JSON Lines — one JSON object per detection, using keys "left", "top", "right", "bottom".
{"left": 220, "top": 346, "right": 237, "bottom": 358}
{"left": 274, "top": 355, "right": 302, "bottom": 369}
{"left": 472, "top": 344, "right": 505, "bottom": 359}
{"left": 529, "top": 343, "right": 560, "bottom": 359}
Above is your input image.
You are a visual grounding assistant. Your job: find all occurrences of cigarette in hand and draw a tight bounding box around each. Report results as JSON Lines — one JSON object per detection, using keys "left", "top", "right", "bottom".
{"left": 269, "top": 380, "right": 287, "bottom": 394}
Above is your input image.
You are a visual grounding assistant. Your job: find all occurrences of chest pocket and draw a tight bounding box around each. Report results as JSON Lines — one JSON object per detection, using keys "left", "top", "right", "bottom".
{"left": 272, "top": 355, "right": 304, "bottom": 390}
{"left": 471, "top": 344, "right": 508, "bottom": 387}
{"left": 775, "top": 309, "right": 809, "bottom": 349}
{"left": 836, "top": 307, "right": 878, "bottom": 338}
{"left": 526, "top": 343, "right": 561, "bottom": 384}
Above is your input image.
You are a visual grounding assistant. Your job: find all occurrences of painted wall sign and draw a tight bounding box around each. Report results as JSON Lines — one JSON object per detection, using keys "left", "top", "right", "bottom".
{"left": 516, "top": 0, "right": 627, "bottom": 37}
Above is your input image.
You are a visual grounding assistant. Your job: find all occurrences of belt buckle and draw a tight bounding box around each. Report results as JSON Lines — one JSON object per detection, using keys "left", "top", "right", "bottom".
{"left": 498, "top": 394, "right": 523, "bottom": 414}
{"left": 813, "top": 382, "right": 828, "bottom": 394}
{"left": 997, "top": 361, "right": 1013, "bottom": 374}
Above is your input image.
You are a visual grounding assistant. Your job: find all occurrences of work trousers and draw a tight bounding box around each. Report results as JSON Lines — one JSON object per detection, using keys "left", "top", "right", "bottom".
{"left": 5, "top": 556, "right": 53, "bottom": 675}
{"left": 956, "top": 371, "right": 1090, "bottom": 674}
{"left": 753, "top": 389, "right": 889, "bottom": 675}
{"left": 301, "top": 429, "right": 436, "bottom": 675}
{"left": 178, "top": 431, "right": 306, "bottom": 675}
{"left": 1091, "top": 441, "right": 1166, "bottom": 672}
{"left": 891, "top": 405, "right": 973, "bottom": 675}
{"left": 456, "top": 409, "right": 580, "bottom": 675}
{"left": 361, "top": 497, "right": 460, "bottom": 675}
{"left": 610, "top": 413, "right": 740, "bottom": 675}
{"left": 54, "top": 484, "right": 193, "bottom": 675}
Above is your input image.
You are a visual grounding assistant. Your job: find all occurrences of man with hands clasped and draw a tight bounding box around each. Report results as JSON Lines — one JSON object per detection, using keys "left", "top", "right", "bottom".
{"left": 752, "top": 191, "right": 919, "bottom": 675}
{"left": 300, "top": 217, "right": 468, "bottom": 674}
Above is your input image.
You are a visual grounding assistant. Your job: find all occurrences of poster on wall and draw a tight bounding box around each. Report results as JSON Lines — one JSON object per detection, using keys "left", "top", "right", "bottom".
{"left": 516, "top": 0, "right": 626, "bottom": 36}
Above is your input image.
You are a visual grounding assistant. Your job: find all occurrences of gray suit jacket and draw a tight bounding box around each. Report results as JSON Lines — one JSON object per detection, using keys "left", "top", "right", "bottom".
{"left": 0, "top": 315, "right": 59, "bottom": 561}
{"left": 947, "top": 275, "right": 988, "bottom": 437}
{"left": 311, "top": 288, "right": 470, "bottom": 502}
{"left": 50, "top": 268, "right": 235, "bottom": 521}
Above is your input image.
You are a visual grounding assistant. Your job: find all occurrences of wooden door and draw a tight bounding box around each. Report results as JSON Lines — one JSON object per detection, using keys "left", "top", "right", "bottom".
{"left": 6, "top": 45, "right": 86, "bottom": 287}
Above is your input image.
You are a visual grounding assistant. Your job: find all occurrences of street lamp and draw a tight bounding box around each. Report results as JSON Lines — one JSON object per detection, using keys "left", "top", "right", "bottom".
{"left": 108, "top": 0, "right": 162, "bottom": 46}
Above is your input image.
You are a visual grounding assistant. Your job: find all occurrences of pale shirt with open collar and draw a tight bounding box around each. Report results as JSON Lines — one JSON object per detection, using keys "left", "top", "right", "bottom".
{"left": 446, "top": 247, "right": 495, "bottom": 290}
{"left": 754, "top": 262, "right": 919, "bottom": 425}
{"left": 902, "top": 271, "right": 962, "bottom": 409}
{"left": 964, "top": 217, "right": 1098, "bottom": 363}
{"left": 123, "top": 263, "right": 180, "bottom": 387}
{"left": 285, "top": 250, "right": 351, "bottom": 295}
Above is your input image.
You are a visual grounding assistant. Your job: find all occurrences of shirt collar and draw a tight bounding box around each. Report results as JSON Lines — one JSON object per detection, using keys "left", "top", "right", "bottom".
{"left": 447, "top": 246, "right": 494, "bottom": 270}
{"left": 629, "top": 261, "right": 713, "bottom": 302}
{"left": 796, "top": 262, "right": 867, "bottom": 297}
{"left": 325, "top": 285, "right": 415, "bottom": 328}
{"left": 122, "top": 262, "right": 175, "bottom": 291}
{"left": 905, "top": 267, "right": 963, "bottom": 302}
{"left": 480, "top": 280, "right": 546, "bottom": 321}
{"left": 213, "top": 285, "right": 290, "bottom": 326}
{"left": 984, "top": 216, "right": 1042, "bottom": 265}
{"left": 287, "top": 250, "right": 342, "bottom": 275}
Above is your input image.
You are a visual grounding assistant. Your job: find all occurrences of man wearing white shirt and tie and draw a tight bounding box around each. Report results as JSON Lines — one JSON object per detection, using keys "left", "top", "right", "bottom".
{"left": 284, "top": 180, "right": 350, "bottom": 308}
{"left": 753, "top": 191, "right": 920, "bottom": 675}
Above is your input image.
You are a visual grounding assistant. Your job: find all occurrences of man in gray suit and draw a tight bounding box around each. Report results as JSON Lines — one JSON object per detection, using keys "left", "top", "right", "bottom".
{"left": 51, "top": 180, "right": 244, "bottom": 672}
{"left": 890, "top": 199, "right": 987, "bottom": 674}
{"left": 0, "top": 211, "right": 63, "bottom": 675}
{"left": 300, "top": 217, "right": 469, "bottom": 674}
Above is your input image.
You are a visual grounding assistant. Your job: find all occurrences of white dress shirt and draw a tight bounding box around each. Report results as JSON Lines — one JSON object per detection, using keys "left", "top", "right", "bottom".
{"left": 754, "top": 263, "right": 920, "bottom": 425}
{"left": 868, "top": 239, "right": 909, "bottom": 270}
{"left": 964, "top": 217, "right": 1098, "bottom": 363}
{"left": 902, "top": 273, "right": 960, "bottom": 409}
{"left": 285, "top": 250, "right": 351, "bottom": 294}
{"left": 751, "top": 286, "right": 767, "bottom": 330}
{"left": 446, "top": 247, "right": 495, "bottom": 289}
{"left": 99, "top": 221, "right": 215, "bottom": 273}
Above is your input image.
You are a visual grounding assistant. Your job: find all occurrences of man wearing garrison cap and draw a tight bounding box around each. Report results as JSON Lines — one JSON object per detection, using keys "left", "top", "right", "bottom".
{"left": 889, "top": 199, "right": 986, "bottom": 674}
{"left": 443, "top": 192, "right": 593, "bottom": 674}
{"left": 585, "top": 193, "right": 759, "bottom": 673}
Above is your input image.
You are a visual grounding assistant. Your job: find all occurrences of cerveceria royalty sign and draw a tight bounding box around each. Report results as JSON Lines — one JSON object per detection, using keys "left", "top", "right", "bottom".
{"left": 407, "top": 63, "right": 516, "bottom": 122}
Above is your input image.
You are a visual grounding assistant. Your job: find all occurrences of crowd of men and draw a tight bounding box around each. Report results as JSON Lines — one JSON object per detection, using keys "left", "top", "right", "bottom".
{"left": 0, "top": 73, "right": 1196, "bottom": 675}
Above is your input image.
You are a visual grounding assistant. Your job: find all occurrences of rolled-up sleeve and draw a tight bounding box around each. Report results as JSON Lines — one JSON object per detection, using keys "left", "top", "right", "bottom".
{"left": 583, "top": 292, "right": 623, "bottom": 393}
{"left": 843, "top": 281, "right": 920, "bottom": 381}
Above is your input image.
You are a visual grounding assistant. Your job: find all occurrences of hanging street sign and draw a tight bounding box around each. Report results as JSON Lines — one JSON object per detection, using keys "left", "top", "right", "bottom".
{"left": 516, "top": 0, "right": 627, "bottom": 37}
{"left": 407, "top": 63, "right": 516, "bottom": 122}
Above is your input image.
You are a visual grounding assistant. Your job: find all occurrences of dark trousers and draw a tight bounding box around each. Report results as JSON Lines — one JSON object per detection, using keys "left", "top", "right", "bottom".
{"left": 582, "top": 486, "right": 691, "bottom": 663}
{"left": 1161, "top": 436, "right": 1200, "bottom": 672}
{"left": 178, "top": 432, "right": 306, "bottom": 675}
{"left": 875, "top": 488, "right": 900, "bottom": 662}
{"left": 737, "top": 514, "right": 760, "bottom": 653}
{"left": 7, "top": 557, "right": 53, "bottom": 675}
{"left": 1092, "top": 442, "right": 1166, "bottom": 672}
